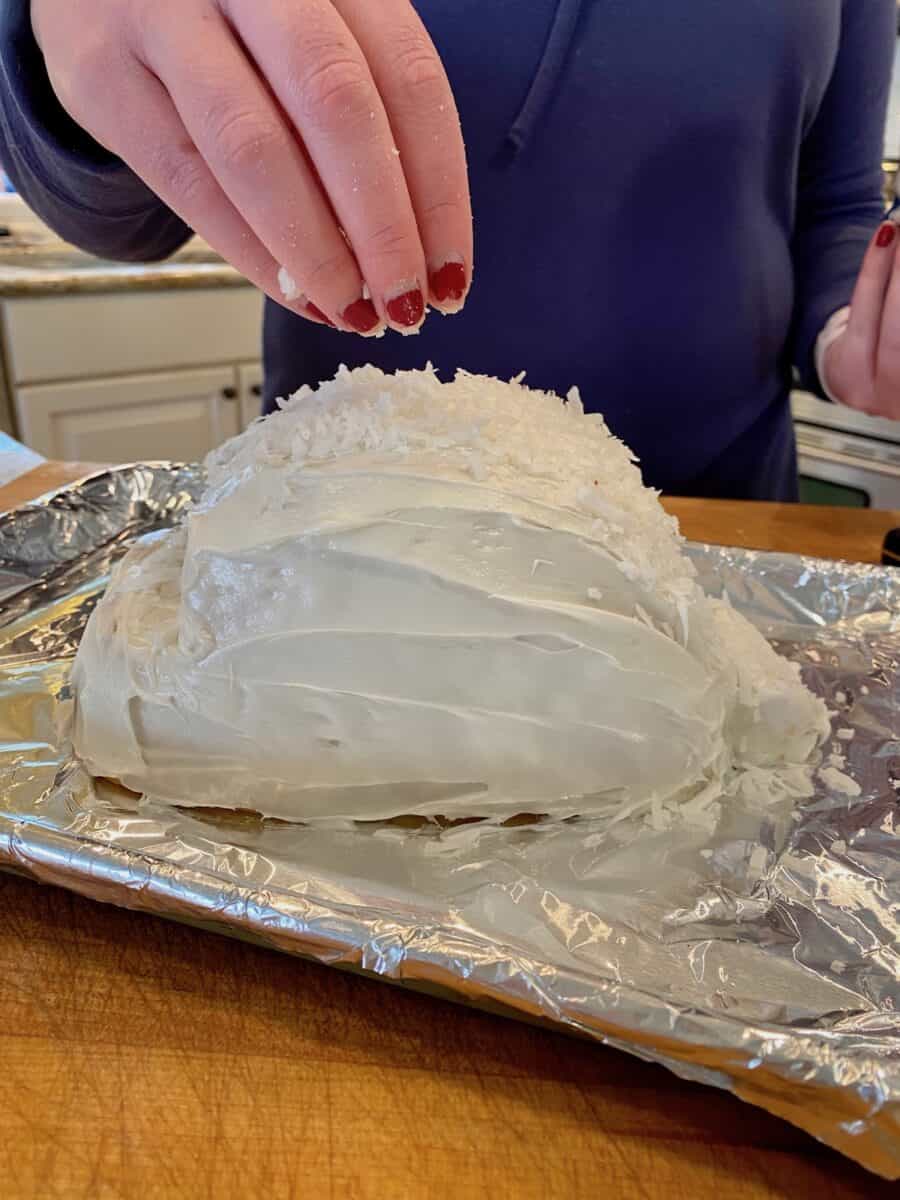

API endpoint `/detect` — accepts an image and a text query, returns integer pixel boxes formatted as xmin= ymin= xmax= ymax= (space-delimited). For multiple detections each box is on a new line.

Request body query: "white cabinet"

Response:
xmin=1 ymin=285 xmax=266 ymax=461
xmin=2 ymin=288 xmax=264 ymax=385
xmin=15 ymin=367 xmax=242 ymax=462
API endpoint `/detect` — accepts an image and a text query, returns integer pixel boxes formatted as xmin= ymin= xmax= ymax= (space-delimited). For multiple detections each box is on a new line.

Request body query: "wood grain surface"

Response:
xmin=0 ymin=461 xmax=103 ymax=510
xmin=666 ymin=495 xmax=899 ymax=565
xmin=1 ymin=464 xmax=898 ymax=1199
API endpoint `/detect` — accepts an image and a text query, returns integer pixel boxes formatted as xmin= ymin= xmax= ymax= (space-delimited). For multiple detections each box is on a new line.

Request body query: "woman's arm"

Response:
xmin=0 ymin=0 xmax=191 ymax=262
xmin=791 ymin=0 xmax=895 ymax=394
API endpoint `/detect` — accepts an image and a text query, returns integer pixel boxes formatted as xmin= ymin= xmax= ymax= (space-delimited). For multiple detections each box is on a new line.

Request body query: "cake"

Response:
xmin=70 ymin=366 xmax=831 ymax=825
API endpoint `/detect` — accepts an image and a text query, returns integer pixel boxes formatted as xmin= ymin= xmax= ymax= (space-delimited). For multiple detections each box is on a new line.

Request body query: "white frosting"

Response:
xmin=71 ymin=366 xmax=830 ymax=823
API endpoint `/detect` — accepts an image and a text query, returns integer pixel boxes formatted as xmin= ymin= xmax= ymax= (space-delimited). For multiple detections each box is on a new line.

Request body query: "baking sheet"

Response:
xmin=0 ymin=465 xmax=898 ymax=1177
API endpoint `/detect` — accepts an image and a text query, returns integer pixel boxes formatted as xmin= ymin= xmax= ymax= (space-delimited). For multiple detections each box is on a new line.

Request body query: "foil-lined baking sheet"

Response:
xmin=0 ymin=465 xmax=898 ymax=1177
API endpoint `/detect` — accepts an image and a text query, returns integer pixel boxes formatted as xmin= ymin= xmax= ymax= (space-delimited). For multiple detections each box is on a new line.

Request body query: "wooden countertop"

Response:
xmin=1 ymin=463 xmax=897 ymax=1200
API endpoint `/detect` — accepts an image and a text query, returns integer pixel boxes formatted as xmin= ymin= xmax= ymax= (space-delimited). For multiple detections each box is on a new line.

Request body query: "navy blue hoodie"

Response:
xmin=0 ymin=0 xmax=894 ymax=498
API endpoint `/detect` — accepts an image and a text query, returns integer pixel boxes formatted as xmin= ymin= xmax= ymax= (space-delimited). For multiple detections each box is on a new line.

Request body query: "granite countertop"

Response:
xmin=0 ymin=240 xmax=251 ymax=297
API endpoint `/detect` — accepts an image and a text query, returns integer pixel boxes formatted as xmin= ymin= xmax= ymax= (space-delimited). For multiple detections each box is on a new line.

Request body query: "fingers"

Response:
xmin=331 ymin=0 xmax=473 ymax=312
xmin=43 ymin=0 xmax=473 ymax=336
xmin=139 ymin=4 xmax=379 ymax=331
xmin=61 ymin=51 xmax=336 ymax=327
xmin=219 ymin=0 xmax=432 ymax=332
xmin=843 ymin=221 xmax=897 ymax=381
xmin=874 ymin=223 xmax=900 ymax=415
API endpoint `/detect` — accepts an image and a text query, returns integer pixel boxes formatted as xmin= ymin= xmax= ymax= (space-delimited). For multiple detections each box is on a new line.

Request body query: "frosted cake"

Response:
xmin=71 ymin=367 xmax=830 ymax=825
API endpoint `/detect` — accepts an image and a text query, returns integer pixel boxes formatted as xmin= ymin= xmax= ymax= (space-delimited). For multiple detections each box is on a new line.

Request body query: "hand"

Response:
xmin=823 ymin=220 xmax=900 ymax=419
xmin=31 ymin=0 xmax=472 ymax=335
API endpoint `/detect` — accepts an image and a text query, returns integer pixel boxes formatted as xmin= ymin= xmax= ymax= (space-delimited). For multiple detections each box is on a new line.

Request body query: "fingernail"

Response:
xmin=305 ymin=302 xmax=335 ymax=328
xmin=429 ymin=260 xmax=467 ymax=306
xmin=877 ymin=222 xmax=897 ymax=248
xmin=386 ymin=285 xmax=425 ymax=330
xmin=342 ymin=296 xmax=381 ymax=334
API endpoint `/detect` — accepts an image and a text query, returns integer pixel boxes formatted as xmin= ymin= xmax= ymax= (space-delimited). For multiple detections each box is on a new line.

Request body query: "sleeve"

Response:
xmin=0 ymin=0 xmax=191 ymax=261
xmin=791 ymin=0 xmax=895 ymax=393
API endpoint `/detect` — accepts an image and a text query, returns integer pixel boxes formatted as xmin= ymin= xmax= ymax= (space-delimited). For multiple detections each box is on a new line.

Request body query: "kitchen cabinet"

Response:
xmin=1 ymin=285 xmax=265 ymax=461
xmin=1 ymin=288 xmax=263 ymax=385
xmin=238 ymin=362 xmax=264 ymax=430
xmin=15 ymin=368 xmax=242 ymax=462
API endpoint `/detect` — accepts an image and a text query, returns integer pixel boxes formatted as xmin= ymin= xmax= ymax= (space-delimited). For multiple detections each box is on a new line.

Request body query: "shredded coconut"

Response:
xmin=277 ymin=267 xmax=301 ymax=302
xmin=818 ymin=767 xmax=862 ymax=797
xmin=206 ymin=364 xmax=694 ymax=600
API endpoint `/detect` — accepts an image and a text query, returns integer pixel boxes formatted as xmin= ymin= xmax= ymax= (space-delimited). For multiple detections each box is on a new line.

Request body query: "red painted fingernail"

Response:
xmin=429 ymin=261 xmax=467 ymax=304
xmin=305 ymin=302 xmax=335 ymax=327
xmin=342 ymin=297 xmax=380 ymax=333
xmin=386 ymin=287 xmax=425 ymax=328
xmin=877 ymin=222 xmax=897 ymax=248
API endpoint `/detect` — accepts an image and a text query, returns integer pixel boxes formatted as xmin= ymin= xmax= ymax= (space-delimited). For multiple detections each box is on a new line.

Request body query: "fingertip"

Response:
xmin=274 ymin=268 xmax=337 ymax=328
xmin=428 ymin=257 xmax=469 ymax=313
xmin=341 ymin=296 xmax=383 ymax=335
xmin=383 ymin=281 xmax=427 ymax=333
xmin=304 ymin=301 xmax=337 ymax=328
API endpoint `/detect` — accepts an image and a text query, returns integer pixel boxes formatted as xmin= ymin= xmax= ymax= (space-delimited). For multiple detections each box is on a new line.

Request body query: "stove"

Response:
xmin=791 ymin=391 xmax=900 ymax=509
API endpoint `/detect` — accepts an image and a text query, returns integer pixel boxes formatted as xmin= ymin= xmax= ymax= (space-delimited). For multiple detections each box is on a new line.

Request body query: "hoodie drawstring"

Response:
xmin=503 ymin=0 xmax=585 ymax=160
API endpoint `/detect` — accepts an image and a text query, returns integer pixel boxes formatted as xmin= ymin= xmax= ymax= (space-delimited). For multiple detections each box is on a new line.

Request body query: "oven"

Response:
xmin=791 ymin=392 xmax=900 ymax=510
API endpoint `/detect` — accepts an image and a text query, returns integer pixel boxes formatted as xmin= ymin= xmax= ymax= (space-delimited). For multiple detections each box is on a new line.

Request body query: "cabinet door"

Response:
xmin=16 ymin=368 xmax=240 ymax=462
xmin=238 ymin=362 xmax=264 ymax=430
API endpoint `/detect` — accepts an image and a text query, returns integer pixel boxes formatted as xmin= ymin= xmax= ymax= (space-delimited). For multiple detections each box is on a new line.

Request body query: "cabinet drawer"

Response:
xmin=2 ymin=287 xmax=263 ymax=384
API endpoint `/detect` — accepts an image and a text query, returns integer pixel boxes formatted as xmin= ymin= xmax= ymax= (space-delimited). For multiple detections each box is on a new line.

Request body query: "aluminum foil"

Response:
xmin=0 ymin=465 xmax=898 ymax=1177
